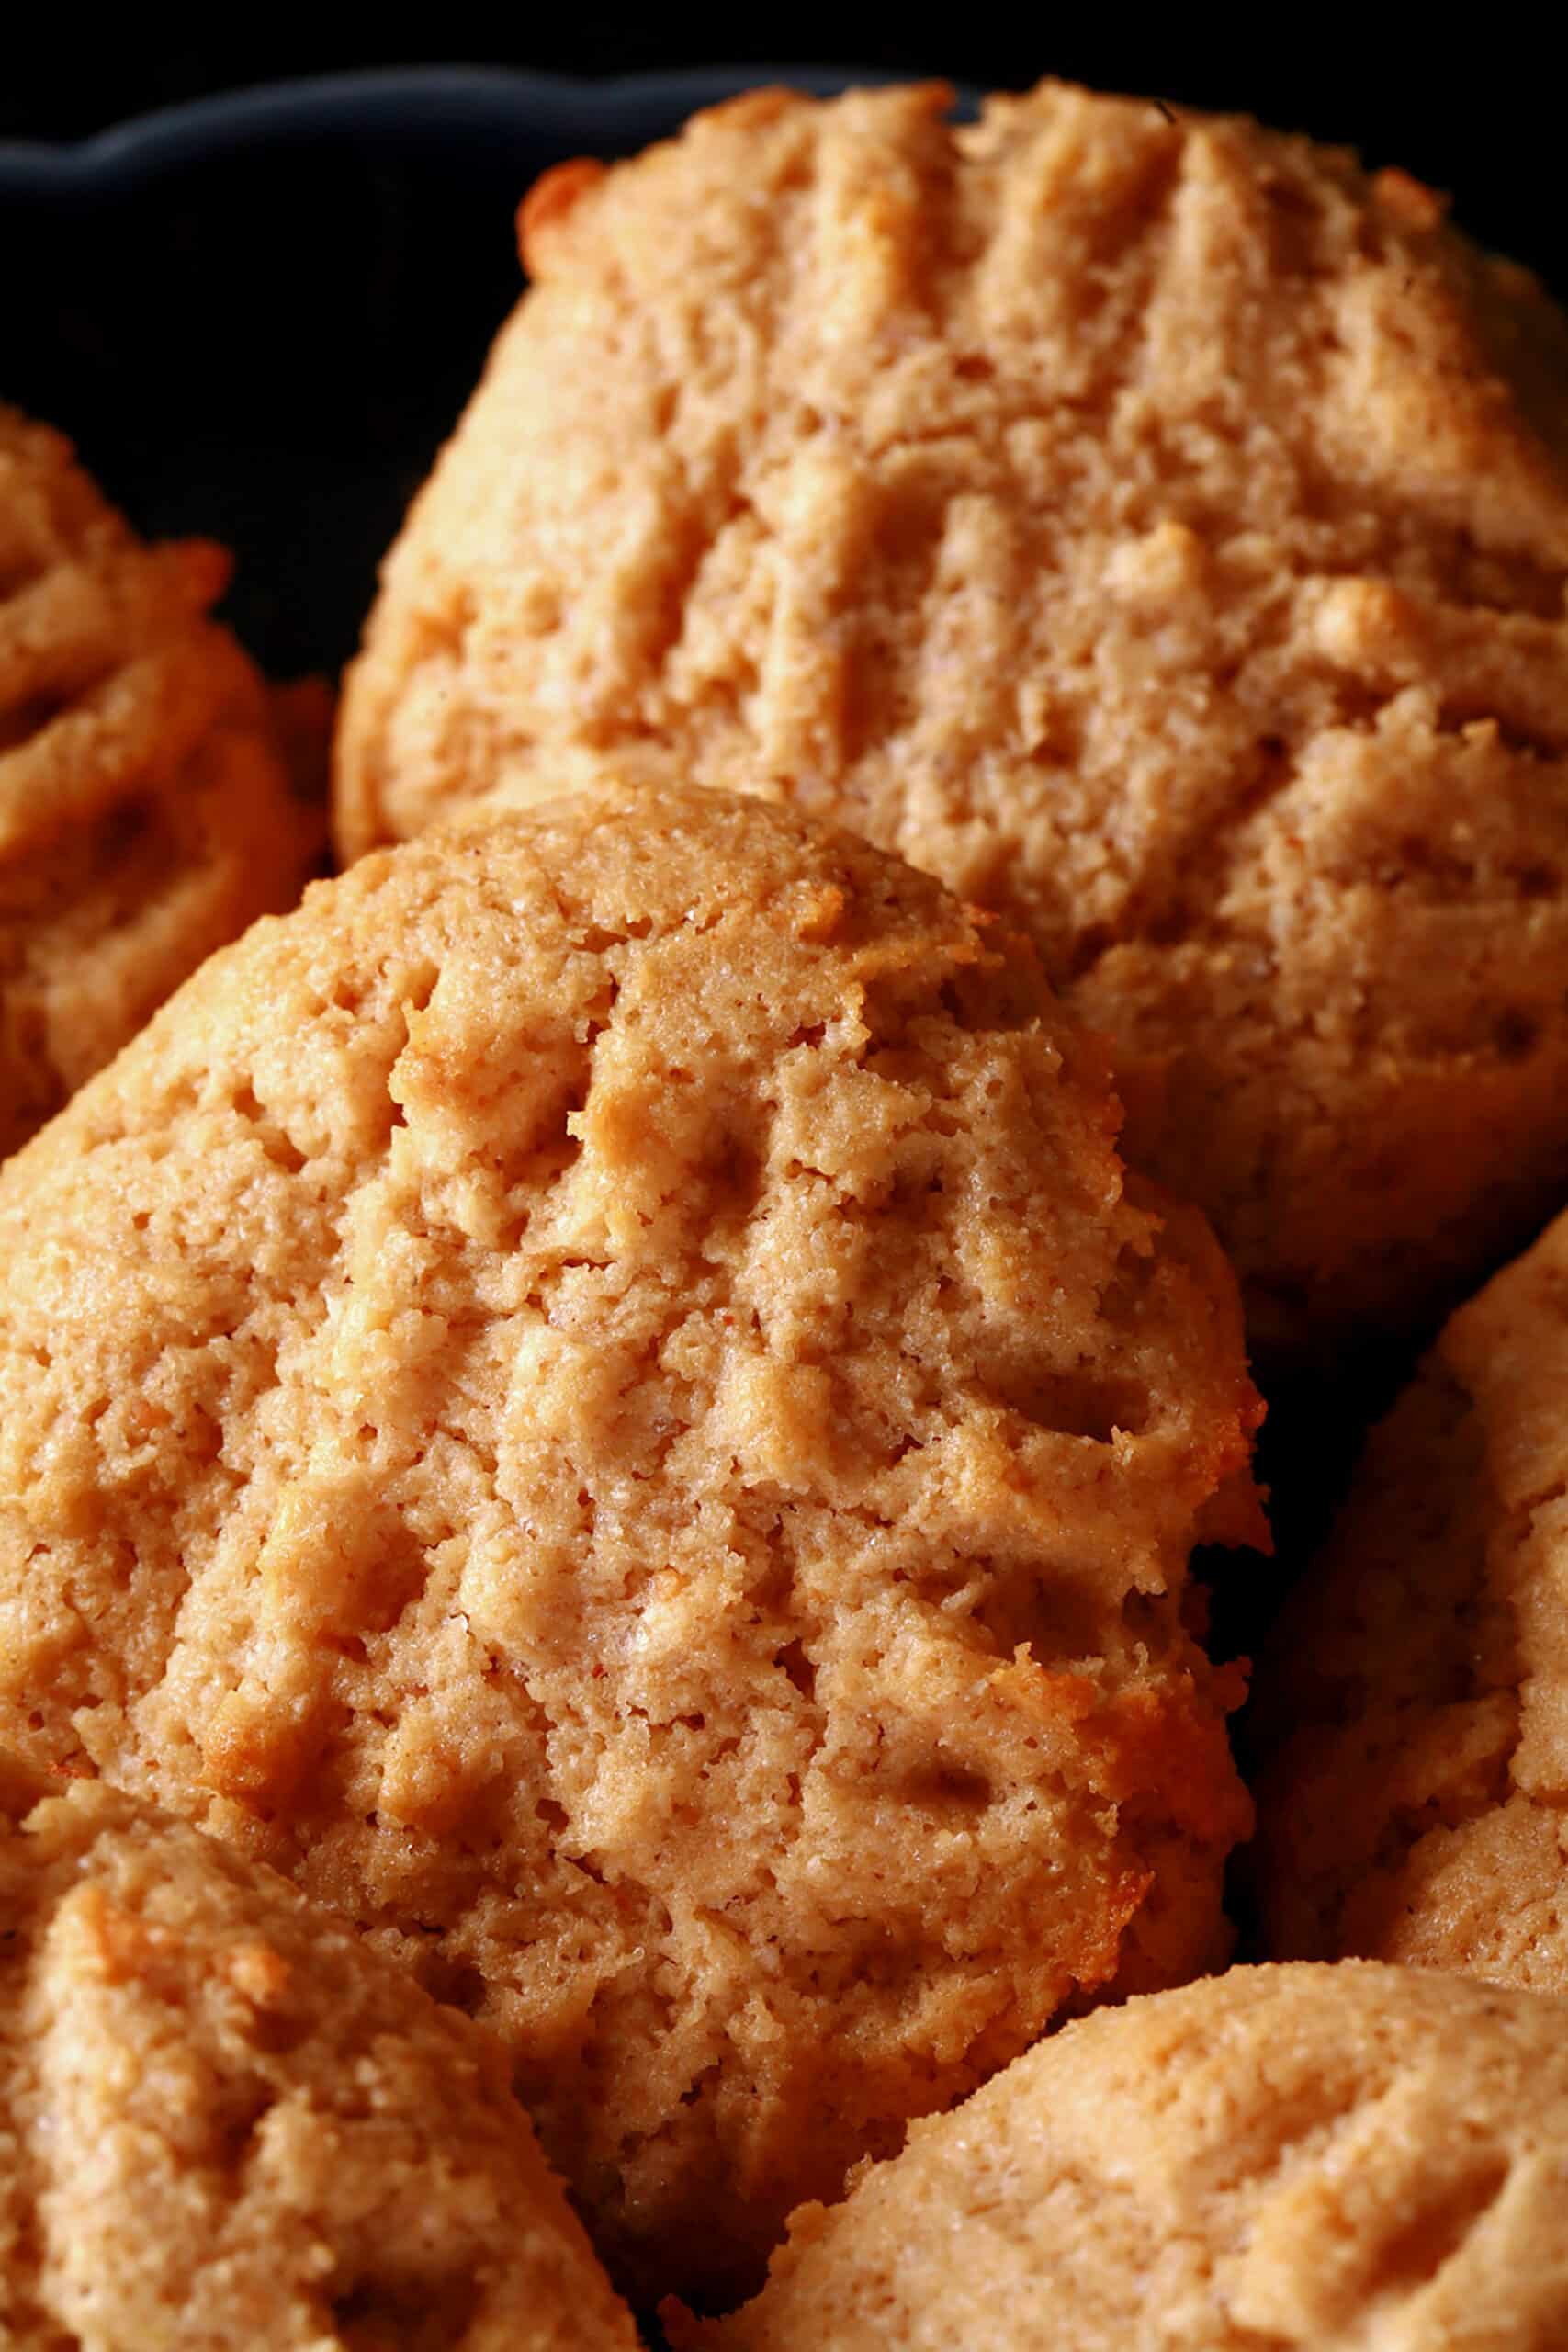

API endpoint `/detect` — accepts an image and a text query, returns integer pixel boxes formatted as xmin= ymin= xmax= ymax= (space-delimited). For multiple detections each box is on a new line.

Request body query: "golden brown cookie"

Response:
xmin=0 ymin=777 xmax=1262 ymax=2308
xmin=0 ymin=404 xmax=324 ymax=1159
xmin=336 ymin=79 xmax=1568 ymax=1361
xmin=1254 ymin=1204 xmax=1568 ymax=1983
xmin=0 ymin=1749 xmax=637 ymax=2351
xmin=670 ymin=1962 xmax=1568 ymax=2350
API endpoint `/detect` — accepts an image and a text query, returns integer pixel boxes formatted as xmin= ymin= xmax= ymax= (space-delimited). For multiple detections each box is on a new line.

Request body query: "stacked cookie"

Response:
xmin=0 ymin=408 xmax=324 ymax=1159
xmin=6 ymin=72 xmax=1568 ymax=2349
xmin=0 ymin=1752 xmax=640 ymax=2349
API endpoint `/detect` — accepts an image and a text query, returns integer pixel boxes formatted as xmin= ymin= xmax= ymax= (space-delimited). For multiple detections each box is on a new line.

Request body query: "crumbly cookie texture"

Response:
xmin=670 ymin=1962 xmax=1568 ymax=2350
xmin=336 ymin=78 xmax=1568 ymax=1361
xmin=0 ymin=1749 xmax=638 ymax=2351
xmin=0 ymin=779 xmax=1262 ymax=2309
xmin=1255 ymin=1204 xmax=1568 ymax=1982
xmin=0 ymin=404 xmax=324 ymax=1159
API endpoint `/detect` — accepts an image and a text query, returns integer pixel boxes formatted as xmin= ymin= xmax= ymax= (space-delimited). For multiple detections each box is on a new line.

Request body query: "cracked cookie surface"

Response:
xmin=0 ymin=406 xmax=324 ymax=1160
xmin=0 ymin=778 xmax=1261 ymax=2309
xmin=1256 ymin=1206 xmax=1568 ymax=1982
xmin=337 ymin=79 xmax=1568 ymax=1360
xmin=671 ymin=1962 xmax=1568 ymax=2350
xmin=0 ymin=1749 xmax=637 ymax=2351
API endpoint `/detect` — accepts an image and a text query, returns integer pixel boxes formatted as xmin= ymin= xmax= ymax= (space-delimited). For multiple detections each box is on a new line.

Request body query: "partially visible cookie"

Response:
xmin=0 ymin=776 xmax=1262 ymax=2309
xmin=1 ymin=404 xmax=324 ymax=1159
xmin=671 ymin=1962 xmax=1568 ymax=2349
xmin=0 ymin=1749 xmax=638 ymax=2351
xmin=336 ymin=78 xmax=1568 ymax=1360
xmin=1254 ymin=1206 xmax=1568 ymax=1983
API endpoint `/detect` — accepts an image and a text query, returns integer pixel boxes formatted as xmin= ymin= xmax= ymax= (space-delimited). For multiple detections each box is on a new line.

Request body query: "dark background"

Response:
xmin=2 ymin=21 xmax=1560 ymax=276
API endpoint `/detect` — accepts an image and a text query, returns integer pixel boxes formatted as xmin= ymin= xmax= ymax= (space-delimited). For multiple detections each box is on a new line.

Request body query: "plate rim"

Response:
xmin=0 ymin=61 xmax=946 ymax=193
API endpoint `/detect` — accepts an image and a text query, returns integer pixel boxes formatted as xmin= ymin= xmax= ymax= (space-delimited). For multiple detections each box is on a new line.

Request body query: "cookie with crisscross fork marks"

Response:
xmin=0 ymin=406 xmax=324 ymax=1157
xmin=336 ymin=79 xmax=1568 ymax=1363
xmin=0 ymin=776 xmax=1263 ymax=2309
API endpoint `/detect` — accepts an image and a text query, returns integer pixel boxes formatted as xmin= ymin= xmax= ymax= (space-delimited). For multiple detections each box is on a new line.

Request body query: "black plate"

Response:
xmin=0 ymin=67 xmax=930 ymax=676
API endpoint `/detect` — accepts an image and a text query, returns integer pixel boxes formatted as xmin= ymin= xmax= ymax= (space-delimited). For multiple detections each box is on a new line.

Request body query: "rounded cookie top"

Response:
xmin=1254 ymin=1204 xmax=1568 ymax=1984
xmin=336 ymin=77 xmax=1568 ymax=1360
xmin=0 ymin=404 xmax=323 ymax=1159
xmin=0 ymin=777 xmax=1261 ymax=2309
xmin=672 ymin=1962 xmax=1568 ymax=2350
xmin=0 ymin=1750 xmax=637 ymax=2352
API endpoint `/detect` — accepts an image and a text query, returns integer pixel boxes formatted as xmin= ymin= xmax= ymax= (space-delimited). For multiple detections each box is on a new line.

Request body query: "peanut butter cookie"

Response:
xmin=1256 ymin=1202 xmax=1568 ymax=1984
xmin=672 ymin=1962 xmax=1568 ymax=2349
xmin=0 ymin=1749 xmax=637 ymax=2350
xmin=0 ymin=778 xmax=1261 ymax=2307
xmin=1 ymin=405 xmax=323 ymax=1159
xmin=336 ymin=81 xmax=1568 ymax=1359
